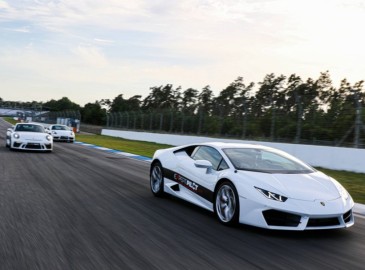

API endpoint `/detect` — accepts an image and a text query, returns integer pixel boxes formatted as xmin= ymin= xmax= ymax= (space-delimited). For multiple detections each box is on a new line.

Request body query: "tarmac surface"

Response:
xmin=1 ymin=119 xmax=364 ymax=270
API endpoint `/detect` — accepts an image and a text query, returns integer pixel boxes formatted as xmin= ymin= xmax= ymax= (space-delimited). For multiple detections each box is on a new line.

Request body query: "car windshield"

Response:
xmin=223 ymin=148 xmax=315 ymax=174
xmin=15 ymin=124 xmax=45 ymax=133
xmin=52 ymin=125 xmax=68 ymax=130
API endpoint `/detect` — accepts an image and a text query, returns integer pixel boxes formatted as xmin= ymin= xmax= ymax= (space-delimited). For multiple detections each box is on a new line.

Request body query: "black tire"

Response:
xmin=8 ymin=139 xmax=13 ymax=150
xmin=214 ymin=181 xmax=239 ymax=226
xmin=150 ymin=162 xmax=164 ymax=197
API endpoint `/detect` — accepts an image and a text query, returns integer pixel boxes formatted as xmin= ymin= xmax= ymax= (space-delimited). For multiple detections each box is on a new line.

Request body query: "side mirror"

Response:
xmin=7 ymin=128 xmax=13 ymax=133
xmin=194 ymin=160 xmax=213 ymax=174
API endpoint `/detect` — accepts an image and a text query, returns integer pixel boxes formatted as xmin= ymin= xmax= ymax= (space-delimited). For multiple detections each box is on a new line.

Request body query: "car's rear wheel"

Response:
xmin=214 ymin=181 xmax=239 ymax=225
xmin=150 ymin=162 xmax=164 ymax=197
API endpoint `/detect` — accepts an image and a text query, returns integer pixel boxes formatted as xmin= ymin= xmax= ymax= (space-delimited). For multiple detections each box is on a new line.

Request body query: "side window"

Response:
xmin=192 ymin=146 xmax=229 ymax=171
xmin=218 ymin=159 xmax=229 ymax=171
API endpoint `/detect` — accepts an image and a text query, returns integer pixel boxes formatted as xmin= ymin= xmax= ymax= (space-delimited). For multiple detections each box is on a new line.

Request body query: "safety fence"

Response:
xmin=105 ymin=109 xmax=365 ymax=148
xmin=6 ymin=107 xmax=362 ymax=148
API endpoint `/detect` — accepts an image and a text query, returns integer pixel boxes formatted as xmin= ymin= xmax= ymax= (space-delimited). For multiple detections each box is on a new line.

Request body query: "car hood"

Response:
xmin=238 ymin=171 xmax=340 ymax=201
xmin=52 ymin=130 xmax=72 ymax=135
xmin=17 ymin=132 xmax=48 ymax=141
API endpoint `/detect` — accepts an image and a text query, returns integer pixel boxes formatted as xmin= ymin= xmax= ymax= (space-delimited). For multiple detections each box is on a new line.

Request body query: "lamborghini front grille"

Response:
xmin=262 ymin=210 xmax=301 ymax=227
xmin=307 ymin=217 xmax=340 ymax=227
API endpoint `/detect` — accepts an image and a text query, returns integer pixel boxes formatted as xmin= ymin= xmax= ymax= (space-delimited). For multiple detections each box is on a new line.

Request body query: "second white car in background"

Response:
xmin=48 ymin=124 xmax=75 ymax=142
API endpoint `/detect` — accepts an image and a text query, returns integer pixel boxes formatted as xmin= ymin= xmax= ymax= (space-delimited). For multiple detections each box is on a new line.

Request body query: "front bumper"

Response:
xmin=11 ymin=140 xmax=53 ymax=151
xmin=53 ymin=136 xmax=75 ymax=142
xmin=239 ymin=196 xmax=354 ymax=230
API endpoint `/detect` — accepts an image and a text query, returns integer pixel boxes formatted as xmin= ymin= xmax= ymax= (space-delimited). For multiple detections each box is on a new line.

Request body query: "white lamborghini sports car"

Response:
xmin=6 ymin=123 xmax=53 ymax=152
xmin=150 ymin=142 xmax=354 ymax=230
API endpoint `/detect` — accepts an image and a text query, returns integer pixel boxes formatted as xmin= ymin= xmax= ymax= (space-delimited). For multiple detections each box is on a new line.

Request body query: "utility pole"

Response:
xmin=270 ymin=96 xmax=276 ymax=141
xmin=295 ymin=94 xmax=302 ymax=143
xmin=106 ymin=113 xmax=110 ymax=127
xmin=354 ymin=91 xmax=362 ymax=148
xmin=242 ymin=98 xmax=247 ymax=139
xmin=197 ymin=109 xmax=203 ymax=135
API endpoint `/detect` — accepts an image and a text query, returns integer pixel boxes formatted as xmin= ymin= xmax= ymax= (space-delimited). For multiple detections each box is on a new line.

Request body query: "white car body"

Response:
xmin=48 ymin=124 xmax=75 ymax=142
xmin=6 ymin=123 xmax=53 ymax=152
xmin=150 ymin=142 xmax=354 ymax=230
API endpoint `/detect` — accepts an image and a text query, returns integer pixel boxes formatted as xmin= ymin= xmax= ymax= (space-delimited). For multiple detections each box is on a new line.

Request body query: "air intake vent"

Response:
xmin=262 ymin=210 xmax=301 ymax=227
xmin=343 ymin=210 xmax=352 ymax=223
xmin=307 ymin=217 xmax=340 ymax=227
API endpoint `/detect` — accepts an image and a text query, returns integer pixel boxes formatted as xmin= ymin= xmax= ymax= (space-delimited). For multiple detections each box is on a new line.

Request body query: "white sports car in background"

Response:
xmin=48 ymin=124 xmax=75 ymax=142
xmin=6 ymin=123 xmax=53 ymax=152
xmin=150 ymin=142 xmax=354 ymax=230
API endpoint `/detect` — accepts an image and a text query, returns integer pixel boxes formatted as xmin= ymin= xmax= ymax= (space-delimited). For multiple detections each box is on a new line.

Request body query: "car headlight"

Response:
xmin=255 ymin=187 xmax=288 ymax=202
xmin=13 ymin=133 xmax=20 ymax=139
xmin=52 ymin=131 xmax=57 ymax=134
xmin=70 ymin=131 xmax=74 ymax=136
xmin=46 ymin=135 xmax=52 ymax=141
xmin=333 ymin=180 xmax=349 ymax=200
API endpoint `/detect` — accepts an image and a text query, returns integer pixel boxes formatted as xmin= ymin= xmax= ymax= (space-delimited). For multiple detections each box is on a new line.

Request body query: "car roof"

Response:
xmin=15 ymin=122 xmax=43 ymax=127
xmin=200 ymin=142 xmax=274 ymax=151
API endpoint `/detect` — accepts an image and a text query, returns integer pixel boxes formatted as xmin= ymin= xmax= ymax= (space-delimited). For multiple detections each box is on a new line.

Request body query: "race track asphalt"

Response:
xmin=1 ymin=119 xmax=364 ymax=270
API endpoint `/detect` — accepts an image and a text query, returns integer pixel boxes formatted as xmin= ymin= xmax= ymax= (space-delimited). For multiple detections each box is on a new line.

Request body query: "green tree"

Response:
xmin=252 ymin=73 xmax=286 ymax=117
xmin=198 ymin=85 xmax=214 ymax=115
xmin=142 ymin=84 xmax=181 ymax=111
xmin=323 ymin=79 xmax=350 ymax=140
xmin=81 ymin=102 xmax=106 ymax=125
xmin=99 ymin=99 xmax=112 ymax=111
xmin=110 ymin=94 xmax=141 ymax=112
xmin=196 ymin=85 xmax=215 ymax=134
xmin=43 ymin=97 xmax=80 ymax=111
xmin=252 ymin=73 xmax=286 ymax=138
xmin=181 ymin=88 xmax=198 ymax=114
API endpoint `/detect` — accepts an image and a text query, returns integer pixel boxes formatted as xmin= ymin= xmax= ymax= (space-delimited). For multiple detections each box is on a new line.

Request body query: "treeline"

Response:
xmin=88 ymin=71 xmax=364 ymax=146
xmin=1 ymin=71 xmax=364 ymax=146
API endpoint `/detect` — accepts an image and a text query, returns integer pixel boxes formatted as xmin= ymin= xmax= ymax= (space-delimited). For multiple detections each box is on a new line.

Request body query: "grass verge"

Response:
xmin=3 ymin=117 xmax=18 ymax=125
xmin=315 ymin=168 xmax=365 ymax=204
xmin=76 ymin=134 xmax=172 ymax=158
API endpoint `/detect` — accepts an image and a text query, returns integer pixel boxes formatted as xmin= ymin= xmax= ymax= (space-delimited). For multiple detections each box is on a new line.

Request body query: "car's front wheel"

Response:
xmin=214 ymin=181 xmax=239 ymax=225
xmin=150 ymin=162 xmax=164 ymax=197
xmin=6 ymin=138 xmax=12 ymax=150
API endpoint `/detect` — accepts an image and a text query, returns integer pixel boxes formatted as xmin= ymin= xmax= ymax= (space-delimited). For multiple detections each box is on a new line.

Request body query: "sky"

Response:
xmin=1 ymin=0 xmax=365 ymax=106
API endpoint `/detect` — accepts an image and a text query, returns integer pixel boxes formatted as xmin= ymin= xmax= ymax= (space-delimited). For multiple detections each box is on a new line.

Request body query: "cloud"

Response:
xmin=93 ymin=38 xmax=114 ymax=45
xmin=72 ymin=45 xmax=108 ymax=67
xmin=1 ymin=0 xmax=365 ymax=105
xmin=0 ymin=0 xmax=9 ymax=9
xmin=8 ymin=26 xmax=31 ymax=33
